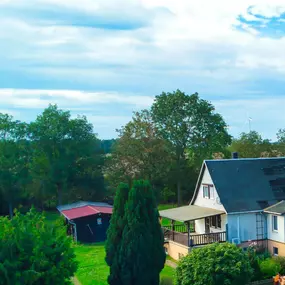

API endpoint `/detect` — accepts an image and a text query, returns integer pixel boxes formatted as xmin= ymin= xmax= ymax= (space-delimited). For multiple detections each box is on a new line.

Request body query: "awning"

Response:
xmin=159 ymin=205 xmax=225 ymax=222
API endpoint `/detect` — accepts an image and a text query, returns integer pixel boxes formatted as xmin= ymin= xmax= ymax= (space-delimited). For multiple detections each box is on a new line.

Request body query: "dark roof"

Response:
xmin=264 ymin=201 xmax=285 ymax=215
xmin=192 ymin=158 xmax=285 ymax=213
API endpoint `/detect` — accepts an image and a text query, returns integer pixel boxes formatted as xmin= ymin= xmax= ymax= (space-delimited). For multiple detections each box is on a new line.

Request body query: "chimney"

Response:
xmin=232 ymin=152 xmax=239 ymax=159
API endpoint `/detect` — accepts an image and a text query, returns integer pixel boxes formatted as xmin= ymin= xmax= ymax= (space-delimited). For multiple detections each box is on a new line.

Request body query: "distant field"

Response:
xmin=73 ymin=243 xmax=175 ymax=285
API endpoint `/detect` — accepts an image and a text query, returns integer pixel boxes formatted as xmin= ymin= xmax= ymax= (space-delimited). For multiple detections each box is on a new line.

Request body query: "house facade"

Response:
xmin=160 ymin=157 xmax=285 ymax=260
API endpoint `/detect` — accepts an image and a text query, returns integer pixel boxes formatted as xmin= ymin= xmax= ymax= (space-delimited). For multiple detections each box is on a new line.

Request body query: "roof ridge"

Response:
xmin=88 ymin=205 xmax=99 ymax=213
xmin=264 ymin=200 xmax=285 ymax=211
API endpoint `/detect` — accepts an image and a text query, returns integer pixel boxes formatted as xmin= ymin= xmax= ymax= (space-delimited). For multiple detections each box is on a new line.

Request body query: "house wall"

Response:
xmin=227 ymin=212 xmax=266 ymax=243
xmin=268 ymin=240 xmax=285 ymax=256
xmin=267 ymin=214 xmax=285 ymax=243
xmin=192 ymin=165 xmax=226 ymax=212
xmin=164 ymin=240 xmax=189 ymax=261
xmin=195 ymin=214 xmax=227 ymax=234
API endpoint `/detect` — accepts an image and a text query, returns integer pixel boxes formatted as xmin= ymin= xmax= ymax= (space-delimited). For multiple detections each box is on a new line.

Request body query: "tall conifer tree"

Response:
xmin=105 ymin=183 xmax=129 ymax=285
xmin=120 ymin=180 xmax=166 ymax=285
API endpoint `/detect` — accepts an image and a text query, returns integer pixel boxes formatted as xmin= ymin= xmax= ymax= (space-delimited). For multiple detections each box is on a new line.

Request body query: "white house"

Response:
xmin=160 ymin=156 xmax=285 ymax=260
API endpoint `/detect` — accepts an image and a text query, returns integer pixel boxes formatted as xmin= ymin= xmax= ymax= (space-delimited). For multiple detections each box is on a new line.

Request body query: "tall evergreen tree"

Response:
xmin=105 ymin=183 xmax=129 ymax=285
xmin=120 ymin=180 xmax=166 ymax=285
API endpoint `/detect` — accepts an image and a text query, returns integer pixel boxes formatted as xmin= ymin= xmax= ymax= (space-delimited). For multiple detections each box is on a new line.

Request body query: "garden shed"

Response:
xmin=57 ymin=201 xmax=113 ymax=243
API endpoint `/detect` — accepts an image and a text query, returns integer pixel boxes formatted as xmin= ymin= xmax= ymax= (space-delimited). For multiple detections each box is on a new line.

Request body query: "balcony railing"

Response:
xmin=163 ymin=228 xmax=226 ymax=247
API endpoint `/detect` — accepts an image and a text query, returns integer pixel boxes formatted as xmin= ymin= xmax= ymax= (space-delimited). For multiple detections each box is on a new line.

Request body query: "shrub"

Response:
xmin=0 ymin=208 xmax=77 ymax=285
xmin=247 ymin=246 xmax=262 ymax=281
xmin=176 ymin=242 xmax=253 ymax=285
xmin=275 ymin=256 xmax=285 ymax=275
xmin=259 ymin=258 xmax=281 ymax=279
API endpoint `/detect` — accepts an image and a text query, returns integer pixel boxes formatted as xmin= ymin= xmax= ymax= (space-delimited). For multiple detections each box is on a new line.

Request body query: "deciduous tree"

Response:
xmin=151 ymin=90 xmax=231 ymax=205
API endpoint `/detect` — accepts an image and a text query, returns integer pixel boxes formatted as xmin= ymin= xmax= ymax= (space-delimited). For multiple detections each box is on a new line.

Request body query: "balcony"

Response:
xmin=163 ymin=226 xmax=227 ymax=247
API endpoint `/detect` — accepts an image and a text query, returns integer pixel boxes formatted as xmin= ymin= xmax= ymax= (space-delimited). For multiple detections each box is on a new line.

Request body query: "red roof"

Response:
xmin=62 ymin=205 xmax=113 ymax=220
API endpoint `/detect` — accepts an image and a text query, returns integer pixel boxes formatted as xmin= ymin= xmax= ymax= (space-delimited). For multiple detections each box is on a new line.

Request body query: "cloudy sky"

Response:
xmin=0 ymin=0 xmax=285 ymax=140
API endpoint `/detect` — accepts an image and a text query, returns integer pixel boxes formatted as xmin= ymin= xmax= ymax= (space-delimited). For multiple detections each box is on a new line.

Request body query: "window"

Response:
xmin=203 ymin=185 xmax=214 ymax=199
xmin=97 ymin=218 xmax=102 ymax=225
xmin=273 ymin=215 xmax=278 ymax=231
xmin=210 ymin=215 xmax=221 ymax=229
xmin=273 ymin=247 xmax=279 ymax=256
xmin=203 ymin=185 xmax=210 ymax=199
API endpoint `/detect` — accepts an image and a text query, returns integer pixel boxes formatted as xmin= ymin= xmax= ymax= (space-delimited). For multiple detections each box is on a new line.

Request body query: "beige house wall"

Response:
xmin=164 ymin=241 xmax=190 ymax=261
xmin=268 ymin=239 xmax=285 ymax=256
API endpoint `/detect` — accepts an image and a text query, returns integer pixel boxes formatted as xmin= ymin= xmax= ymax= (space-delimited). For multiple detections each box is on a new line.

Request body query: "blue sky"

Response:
xmin=1 ymin=0 xmax=285 ymax=140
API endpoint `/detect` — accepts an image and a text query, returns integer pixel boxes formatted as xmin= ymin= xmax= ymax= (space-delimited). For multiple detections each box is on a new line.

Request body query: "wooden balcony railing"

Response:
xmin=163 ymin=228 xmax=226 ymax=247
xmin=163 ymin=223 xmax=195 ymax=233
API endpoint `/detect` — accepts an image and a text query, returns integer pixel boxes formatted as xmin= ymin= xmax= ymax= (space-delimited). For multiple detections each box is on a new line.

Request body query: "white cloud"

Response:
xmin=0 ymin=89 xmax=154 ymax=109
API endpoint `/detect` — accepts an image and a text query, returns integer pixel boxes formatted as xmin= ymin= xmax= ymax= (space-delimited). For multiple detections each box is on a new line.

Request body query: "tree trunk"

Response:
xmin=9 ymin=202 xmax=13 ymax=219
xmin=177 ymin=179 xmax=182 ymax=206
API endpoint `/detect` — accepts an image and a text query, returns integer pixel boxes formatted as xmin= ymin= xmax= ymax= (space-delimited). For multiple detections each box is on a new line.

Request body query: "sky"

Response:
xmin=0 ymin=0 xmax=285 ymax=140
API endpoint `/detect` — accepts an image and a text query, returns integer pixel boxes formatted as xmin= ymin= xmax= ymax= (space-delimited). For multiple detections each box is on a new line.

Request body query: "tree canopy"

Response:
xmin=0 ymin=105 xmax=105 ymax=215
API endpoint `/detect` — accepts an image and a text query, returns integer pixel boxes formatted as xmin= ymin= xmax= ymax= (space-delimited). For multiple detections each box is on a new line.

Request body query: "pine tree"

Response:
xmin=105 ymin=183 xmax=129 ymax=285
xmin=120 ymin=180 xmax=166 ymax=285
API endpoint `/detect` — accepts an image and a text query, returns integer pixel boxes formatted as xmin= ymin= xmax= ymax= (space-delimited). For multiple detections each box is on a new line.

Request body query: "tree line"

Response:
xmin=0 ymin=105 xmax=106 ymax=217
xmin=105 ymin=90 xmax=285 ymax=205
xmin=2 ymin=90 xmax=285 ymax=214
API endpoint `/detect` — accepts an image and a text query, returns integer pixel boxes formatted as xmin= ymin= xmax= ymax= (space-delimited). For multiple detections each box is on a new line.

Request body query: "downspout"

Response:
xmin=69 ymin=220 xmax=77 ymax=243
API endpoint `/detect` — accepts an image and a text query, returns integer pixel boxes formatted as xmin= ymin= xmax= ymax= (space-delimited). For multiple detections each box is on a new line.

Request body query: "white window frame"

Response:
xmin=209 ymin=186 xmax=215 ymax=200
xmin=203 ymin=185 xmax=210 ymax=199
xmin=272 ymin=215 xmax=278 ymax=232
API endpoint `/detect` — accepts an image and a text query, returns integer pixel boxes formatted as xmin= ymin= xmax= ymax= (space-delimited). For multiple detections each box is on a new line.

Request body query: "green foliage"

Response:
xmin=274 ymin=257 xmax=285 ymax=275
xmin=247 ymin=246 xmax=262 ymax=281
xmin=0 ymin=104 xmax=105 ymax=215
xmin=0 ymin=208 xmax=77 ymax=285
xmin=259 ymin=258 xmax=281 ymax=279
xmin=105 ymin=183 xmax=129 ymax=285
xmin=151 ymin=90 xmax=231 ymax=205
xmin=119 ymin=180 xmax=166 ymax=285
xmin=176 ymin=243 xmax=253 ymax=285
xmin=105 ymin=110 xmax=173 ymax=200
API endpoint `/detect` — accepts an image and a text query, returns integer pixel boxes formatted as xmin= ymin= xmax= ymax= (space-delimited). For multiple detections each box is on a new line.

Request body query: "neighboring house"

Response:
xmin=160 ymin=156 xmax=285 ymax=260
xmin=57 ymin=201 xmax=113 ymax=243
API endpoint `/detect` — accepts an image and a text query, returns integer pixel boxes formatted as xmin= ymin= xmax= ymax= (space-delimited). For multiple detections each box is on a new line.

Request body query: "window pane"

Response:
xmin=273 ymin=216 xmax=278 ymax=231
xmin=209 ymin=186 xmax=214 ymax=199
xmin=203 ymin=186 xmax=209 ymax=198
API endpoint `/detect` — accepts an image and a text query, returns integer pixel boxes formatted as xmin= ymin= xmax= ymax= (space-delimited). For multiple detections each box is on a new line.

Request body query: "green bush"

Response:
xmin=274 ymin=256 xmax=285 ymax=275
xmin=176 ymin=243 xmax=253 ymax=285
xmin=0 ymin=208 xmax=77 ymax=285
xmin=259 ymin=258 xmax=281 ymax=279
xmin=247 ymin=246 xmax=262 ymax=281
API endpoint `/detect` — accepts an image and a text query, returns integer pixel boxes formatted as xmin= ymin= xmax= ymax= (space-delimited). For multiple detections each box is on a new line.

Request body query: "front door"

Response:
xmin=205 ymin=217 xmax=210 ymax=233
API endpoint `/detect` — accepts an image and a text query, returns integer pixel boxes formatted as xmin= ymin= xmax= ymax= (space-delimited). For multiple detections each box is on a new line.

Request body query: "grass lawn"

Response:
xmin=73 ymin=243 xmax=176 ymax=285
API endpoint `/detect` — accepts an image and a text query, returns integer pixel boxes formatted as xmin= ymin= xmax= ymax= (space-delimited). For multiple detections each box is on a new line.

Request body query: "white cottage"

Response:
xmin=160 ymin=156 xmax=285 ymax=260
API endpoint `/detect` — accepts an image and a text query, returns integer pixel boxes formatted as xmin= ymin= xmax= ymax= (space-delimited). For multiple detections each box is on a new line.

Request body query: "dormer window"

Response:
xmin=203 ymin=184 xmax=214 ymax=199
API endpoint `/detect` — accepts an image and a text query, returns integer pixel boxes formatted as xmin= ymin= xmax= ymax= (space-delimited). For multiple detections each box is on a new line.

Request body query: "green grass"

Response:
xmin=73 ymin=243 xmax=175 ymax=285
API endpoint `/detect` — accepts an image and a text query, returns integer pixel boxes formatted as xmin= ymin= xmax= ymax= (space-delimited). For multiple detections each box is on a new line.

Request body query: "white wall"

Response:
xmin=192 ymin=165 xmax=226 ymax=212
xmin=267 ymin=214 xmax=285 ymax=243
xmin=195 ymin=214 xmax=227 ymax=234
xmin=227 ymin=213 xmax=266 ymax=243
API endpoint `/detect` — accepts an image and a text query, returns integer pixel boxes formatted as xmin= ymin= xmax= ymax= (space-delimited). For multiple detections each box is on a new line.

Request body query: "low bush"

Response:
xmin=274 ymin=257 xmax=285 ymax=275
xmin=259 ymin=258 xmax=281 ymax=279
xmin=176 ymin=242 xmax=253 ymax=285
